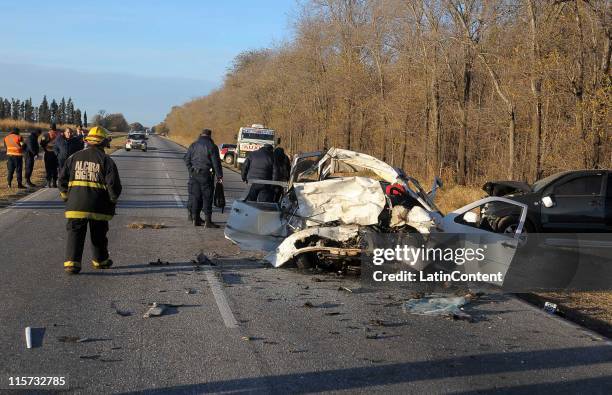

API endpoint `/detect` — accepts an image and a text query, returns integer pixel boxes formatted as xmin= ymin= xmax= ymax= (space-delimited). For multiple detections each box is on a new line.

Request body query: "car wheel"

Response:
xmin=143 ymin=148 xmax=147 ymax=152
xmin=498 ymin=216 xmax=534 ymax=235
xmin=126 ymin=148 xmax=131 ymax=151
xmin=224 ymin=154 xmax=234 ymax=164
xmin=295 ymin=253 xmax=316 ymax=271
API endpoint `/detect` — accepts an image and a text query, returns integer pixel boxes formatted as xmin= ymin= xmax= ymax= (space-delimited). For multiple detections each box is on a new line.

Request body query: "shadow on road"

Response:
xmin=117 ymin=346 xmax=612 ymax=394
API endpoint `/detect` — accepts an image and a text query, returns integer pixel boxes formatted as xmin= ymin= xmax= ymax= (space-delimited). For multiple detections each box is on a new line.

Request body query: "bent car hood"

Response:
xmin=482 ymin=181 xmax=531 ymax=197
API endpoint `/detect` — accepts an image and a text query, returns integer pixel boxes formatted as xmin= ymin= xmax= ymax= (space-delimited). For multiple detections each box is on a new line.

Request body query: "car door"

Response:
xmin=540 ymin=173 xmax=606 ymax=232
xmin=440 ymin=197 xmax=528 ymax=286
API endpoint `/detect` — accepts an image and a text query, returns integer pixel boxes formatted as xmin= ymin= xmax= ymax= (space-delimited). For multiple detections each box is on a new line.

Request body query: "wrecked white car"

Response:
xmin=225 ymin=148 xmax=527 ymax=282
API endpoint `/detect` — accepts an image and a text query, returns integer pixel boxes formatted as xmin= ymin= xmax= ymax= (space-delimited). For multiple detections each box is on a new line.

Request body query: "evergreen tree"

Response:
xmin=0 ymin=98 xmax=4 ymax=119
xmin=50 ymin=99 xmax=58 ymax=124
xmin=3 ymin=99 xmax=10 ymax=120
xmin=39 ymin=95 xmax=50 ymax=123
xmin=66 ymin=98 xmax=74 ymax=124
xmin=12 ymin=99 xmax=20 ymax=120
xmin=58 ymin=97 xmax=66 ymax=124
xmin=74 ymin=109 xmax=82 ymax=126
xmin=24 ymin=98 xmax=34 ymax=122
xmin=83 ymin=111 xmax=88 ymax=127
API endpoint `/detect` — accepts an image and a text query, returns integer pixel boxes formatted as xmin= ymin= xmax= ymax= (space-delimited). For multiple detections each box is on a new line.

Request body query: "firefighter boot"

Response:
xmin=194 ymin=216 xmax=204 ymax=226
xmin=92 ymin=259 xmax=113 ymax=269
xmin=64 ymin=261 xmax=81 ymax=274
xmin=204 ymin=214 xmax=219 ymax=229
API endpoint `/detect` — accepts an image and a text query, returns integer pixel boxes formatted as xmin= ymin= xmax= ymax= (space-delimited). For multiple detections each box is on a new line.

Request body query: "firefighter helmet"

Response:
xmin=84 ymin=126 xmax=109 ymax=145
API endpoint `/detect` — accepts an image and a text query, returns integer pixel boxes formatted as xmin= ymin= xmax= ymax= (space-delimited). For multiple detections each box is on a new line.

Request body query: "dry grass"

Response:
xmin=0 ymin=151 xmax=47 ymax=204
xmin=537 ymin=292 xmax=612 ymax=328
xmin=435 ymin=184 xmax=485 ymax=213
xmin=109 ymin=134 xmax=127 ymax=153
xmin=0 ymin=119 xmax=79 ymax=131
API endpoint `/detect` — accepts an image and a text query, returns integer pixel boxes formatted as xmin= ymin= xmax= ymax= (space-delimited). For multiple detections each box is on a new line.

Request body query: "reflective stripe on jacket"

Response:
xmin=58 ymin=146 xmax=122 ymax=221
xmin=3 ymin=134 xmax=24 ymax=156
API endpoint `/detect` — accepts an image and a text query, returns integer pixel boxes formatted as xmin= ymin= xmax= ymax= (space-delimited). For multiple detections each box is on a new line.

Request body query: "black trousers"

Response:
xmin=44 ymin=151 xmax=58 ymax=182
xmin=66 ymin=218 xmax=109 ymax=263
xmin=187 ymin=177 xmax=193 ymax=215
xmin=6 ymin=155 xmax=23 ymax=186
xmin=247 ymin=183 xmax=274 ymax=202
xmin=192 ymin=173 xmax=214 ymax=217
xmin=24 ymin=153 xmax=36 ymax=181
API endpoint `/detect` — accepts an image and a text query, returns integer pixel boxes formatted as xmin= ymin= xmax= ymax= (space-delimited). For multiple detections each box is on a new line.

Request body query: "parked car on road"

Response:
xmin=219 ymin=143 xmax=237 ymax=164
xmin=482 ymin=170 xmax=611 ymax=233
xmin=125 ymin=133 xmax=148 ymax=152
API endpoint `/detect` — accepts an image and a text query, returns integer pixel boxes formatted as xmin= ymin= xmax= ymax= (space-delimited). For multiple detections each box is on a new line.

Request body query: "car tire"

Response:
xmin=143 ymin=148 xmax=147 ymax=152
xmin=295 ymin=253 xmax=316 ymax=271
xmin=498 ymin=216 xmax=534 ymax=234
xmin=126 ymin=148 xmax=131 ymax=151
xmin=225 ymin=154 xmax=234 ymax=165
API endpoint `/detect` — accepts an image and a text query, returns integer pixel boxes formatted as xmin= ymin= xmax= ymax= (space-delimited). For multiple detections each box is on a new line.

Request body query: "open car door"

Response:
xmin=440 ymin=197 xmax=528 ymax=286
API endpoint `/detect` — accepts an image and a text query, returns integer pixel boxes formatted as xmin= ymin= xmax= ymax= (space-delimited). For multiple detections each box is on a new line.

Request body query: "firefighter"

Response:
xmin=24 ymin=128 xmax=42 ymax=187
xmin=58 ymin=126 xmax=122 ymax=274
xmin=3 ymin=128 xmax=26 ymax=189
xmin=241 ymin=144 xmax=274 ymax=202
xmin=40 ymin=124 xmax=60 ymax=188
xmin=184 ymin=128 xmax=223 ymax=227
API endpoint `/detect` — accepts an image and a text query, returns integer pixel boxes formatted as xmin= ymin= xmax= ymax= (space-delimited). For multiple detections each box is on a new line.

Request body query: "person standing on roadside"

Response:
xmin=184 ymin=128 xmax=223 ymax=227
xmin=3 ymin=128 xmax=26 ymax=189
xmin=272 ymin=146 xmax=291 ymax=201
xmin=55 ymin=127 xmax=84 ymax=172
xmin=241 ymin=144 xmax=274 ymax=202
xmin=40 ymin=124 xmax=60 ymax=187
xmin=24 ymin=128 xmax=42 ymax=187
xmin=59 ymin=126 xmax=122 ymax=274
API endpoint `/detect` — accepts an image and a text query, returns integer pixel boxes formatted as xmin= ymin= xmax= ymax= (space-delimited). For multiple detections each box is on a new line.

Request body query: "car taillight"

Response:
xmin=221 ymin=148 xmax=228 ymax=155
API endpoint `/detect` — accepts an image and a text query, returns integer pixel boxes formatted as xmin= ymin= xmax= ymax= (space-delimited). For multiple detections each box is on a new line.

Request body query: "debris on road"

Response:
xmin=195 ymin=252 xmax=215 ymax=266
xmin=79 ymin=355 xmax=101 ymax=360
xmin=338 ymin=286 xmax=353 ymax=293
xmin=184 ymin=288 xmax=197 ymax=295
xmin=303 ymin=302 xmax=314 ymax=308
xmin=127 ymin=222 xmax=166 ymax=229
xmin=403 ymin=294 xmax=473 ymax=321
xmin=25 ymin=327 xmax=32 ymax=349
xmin=143 ymin=303 xmax=168 ymax=318
xmin=543 ymin=301 xmax=558 ymax=315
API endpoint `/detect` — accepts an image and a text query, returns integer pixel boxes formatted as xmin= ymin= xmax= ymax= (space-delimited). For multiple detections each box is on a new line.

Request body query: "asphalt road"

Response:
xmin=0 ymin=136 xmax=610 ymax=394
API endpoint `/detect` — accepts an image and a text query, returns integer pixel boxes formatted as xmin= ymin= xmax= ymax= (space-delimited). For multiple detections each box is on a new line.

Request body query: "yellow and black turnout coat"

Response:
xmin=58 ymin=146 xmax=122 ymax=221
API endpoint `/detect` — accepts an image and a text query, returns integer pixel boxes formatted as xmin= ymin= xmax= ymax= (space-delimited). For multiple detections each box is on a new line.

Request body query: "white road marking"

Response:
xmin=205 ymin=270 xmax=239 ymax=329
xmin=0 ymin=188 xmax=49 ymax=217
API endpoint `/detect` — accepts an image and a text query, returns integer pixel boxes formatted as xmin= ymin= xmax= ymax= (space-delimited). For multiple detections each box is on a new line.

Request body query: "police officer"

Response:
xmin=40 ymin=124 xmax=60 ymax=188
xmin=241 ymin=144 xmax=274 ymax=202
xmin=24 ymin=128 xmax=42 ymax=187
xmin=58 ymin=126 xmax=122 ymax=274
xmin=184 ymin=128 xmax=223 ymax=227
xmin=3 ymin=128 xmax=26 ymax=189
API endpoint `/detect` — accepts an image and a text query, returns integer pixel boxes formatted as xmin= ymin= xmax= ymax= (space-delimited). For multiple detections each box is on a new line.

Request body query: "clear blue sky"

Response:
xmin=0 ymin=0 xmax=296 ymax=125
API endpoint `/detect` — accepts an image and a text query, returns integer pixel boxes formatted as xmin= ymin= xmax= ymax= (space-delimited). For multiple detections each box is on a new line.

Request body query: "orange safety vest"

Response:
xmin=4 ymin=134 xmax=23 ymax=156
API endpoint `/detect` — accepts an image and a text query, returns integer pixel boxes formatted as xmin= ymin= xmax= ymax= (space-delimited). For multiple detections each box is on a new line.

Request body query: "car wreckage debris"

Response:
xmin=127 ymin=223 xmax=166 ymax=229
xmin=143 ymin=303 xmax=180 ymax=318
xmin=150 ymin=259 xmax=170 ymax=266
xmin=403 ymin=294 xmax=474 ymax=321
xmin=195 ymin=252 xmax=215 ymax=266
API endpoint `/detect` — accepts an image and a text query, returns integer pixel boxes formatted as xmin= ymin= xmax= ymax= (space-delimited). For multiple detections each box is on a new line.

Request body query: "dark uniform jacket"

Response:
xmin=272 ymin=147 xmax=291 ymax=182
xmin=242 ymin=146 xmax=274 ymax=182
xmin=184 ymin=135 xmax=223 ymax=178
xmin=25 ymin=132 xmax=40 ymax=156
xmin=58 ymin=146 xmax=122 ymax=221
xmin=55 ymin=136 xmax=84 ymax=164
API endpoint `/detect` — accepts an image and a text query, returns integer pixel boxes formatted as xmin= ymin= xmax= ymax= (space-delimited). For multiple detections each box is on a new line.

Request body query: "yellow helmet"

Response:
xmin=85 ymin=126 xmax=109 ymax=145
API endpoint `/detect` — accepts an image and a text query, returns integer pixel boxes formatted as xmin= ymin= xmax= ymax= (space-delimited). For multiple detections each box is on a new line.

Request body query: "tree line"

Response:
xmin=0 ymin=96 xmax=87 ymax=126
xmin=161 ymin=0 xmax=610 ymax=185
